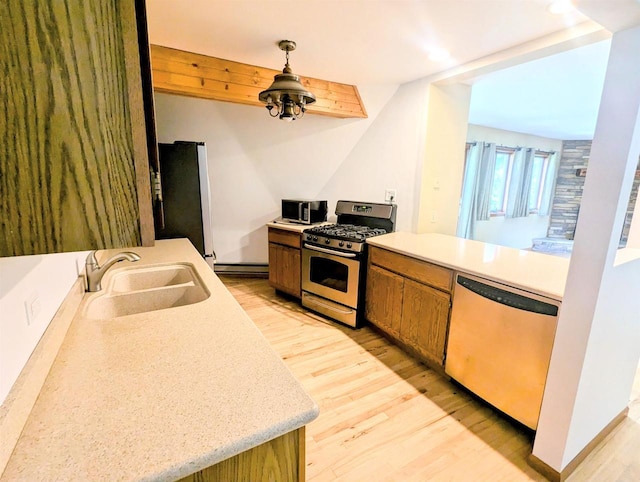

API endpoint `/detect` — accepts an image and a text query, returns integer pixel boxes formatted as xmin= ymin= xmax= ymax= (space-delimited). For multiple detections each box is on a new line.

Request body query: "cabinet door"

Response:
xmin=269 ymin=243 xmax=301 ymax=298
xmin=365 ymin=264 xmax=404 ymax=337
xmin=0 ymin=0 xmax=153 ymax=256
xmin=268 ymin=243 xmax=280 ymax=289
xmin=400 ymin=279 xmax=451 ymax=366
xmin=178 ymin=427 xmax=304 ymax=482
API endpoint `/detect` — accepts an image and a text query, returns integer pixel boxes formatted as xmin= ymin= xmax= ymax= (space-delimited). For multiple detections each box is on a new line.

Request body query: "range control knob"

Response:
xmin=339 ymin=241 xmax=345 ymax=247
xmin=325 ymin=238 xmax=331 ymax=244
xmin=306 ymin=234 xmax=312 ymax=240
xmin=346 ymin=242 xmax=352 ymax=249
xmin=313 ymin=236 xmax=318 ymax=242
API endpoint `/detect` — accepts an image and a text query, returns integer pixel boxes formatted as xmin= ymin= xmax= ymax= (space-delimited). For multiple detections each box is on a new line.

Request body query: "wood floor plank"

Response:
xmin=221 ymin=276 xmax=640 ymax=482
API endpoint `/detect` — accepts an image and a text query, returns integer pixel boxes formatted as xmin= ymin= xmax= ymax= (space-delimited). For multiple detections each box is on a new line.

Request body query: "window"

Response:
xmin=528 ymin=154 xmax=550 ymax=212
xmin=488 ymin=148 xmax=551 ymax=216
xmin=489 ymin=149 xmax=514 ymax=215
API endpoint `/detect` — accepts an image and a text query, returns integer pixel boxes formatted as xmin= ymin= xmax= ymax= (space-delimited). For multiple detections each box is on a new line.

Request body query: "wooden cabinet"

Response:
xmin=365 ymin=265 xmax=404 ymax=338
xmin=0 ymin=0 xmax=154 ymax=256
xmin=268 ymin=227 xmax=302 ymax=298
xmin=178 ymin=427 xmax=305 ymax=482
xmin=401 ymin=279 xmax=451 ymax=367
xmin=365 ymin=246 xmax=453 ymax=369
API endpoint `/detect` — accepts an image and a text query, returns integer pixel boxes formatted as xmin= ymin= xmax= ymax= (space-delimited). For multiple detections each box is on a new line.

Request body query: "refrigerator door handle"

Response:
xmin=197 ymin=143 xmax=215 ymax=268
xmin=153 ymin=170 xmax=165 ymax=230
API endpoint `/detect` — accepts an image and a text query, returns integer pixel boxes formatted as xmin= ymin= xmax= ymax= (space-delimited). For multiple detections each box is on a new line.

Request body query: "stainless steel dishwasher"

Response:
xmin=445 ymin=273 xmax=560 ymax=430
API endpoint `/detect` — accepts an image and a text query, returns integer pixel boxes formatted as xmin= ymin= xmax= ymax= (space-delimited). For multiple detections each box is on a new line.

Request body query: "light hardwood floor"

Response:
xmin=221 ymin=277 xmax=640 ymax=482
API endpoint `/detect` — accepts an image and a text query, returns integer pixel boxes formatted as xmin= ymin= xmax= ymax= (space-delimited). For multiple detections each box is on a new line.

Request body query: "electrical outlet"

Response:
xmin=384 ymin=189 xmax=397 ymax=203
xmin=25 ymin=292 xmax=41 ymax=325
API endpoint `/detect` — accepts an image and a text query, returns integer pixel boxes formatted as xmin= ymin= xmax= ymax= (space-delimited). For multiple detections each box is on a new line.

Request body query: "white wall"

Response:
xmin=154 ymin=81 xmax=437 ymax=264
xmin=315 ymin=78 xmax=431 ymax=233
xmin=467 ymin=123 xmax=566 ymax=153
xmin=473 ymin=214 xmax=551 ymax=248
xmin=465 ymin=124 xmax=564 ymax=248
xmin=0 ymin=251 xmax=88 ymax=404
xmin=417 ymin=83 xmax=471 ymax=235
xmin=533 ymin=24 xmax=640 ymax=471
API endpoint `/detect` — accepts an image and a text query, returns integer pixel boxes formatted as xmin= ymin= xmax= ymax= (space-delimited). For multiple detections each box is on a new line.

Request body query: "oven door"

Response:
xmin=302 ymin=244 xmax=360 ymax=309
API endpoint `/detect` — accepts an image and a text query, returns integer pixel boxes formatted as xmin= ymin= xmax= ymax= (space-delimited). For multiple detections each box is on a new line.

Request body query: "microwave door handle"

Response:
xmin=299 ymin=203 xmax=303 ymax=222
xmin=304 ymin=243 xmax=357 ymax=258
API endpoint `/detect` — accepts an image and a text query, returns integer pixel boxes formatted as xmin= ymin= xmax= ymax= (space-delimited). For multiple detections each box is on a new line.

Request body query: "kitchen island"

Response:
xmin=0 ymin=239 xmax=318 ymax=481
xmin=367 ymin=232 xmax=570 ymax=300
xmin=365 ymin=232 xmax=571 ymax=429
xmin=364 ymin=231 xmax=570 ymax=373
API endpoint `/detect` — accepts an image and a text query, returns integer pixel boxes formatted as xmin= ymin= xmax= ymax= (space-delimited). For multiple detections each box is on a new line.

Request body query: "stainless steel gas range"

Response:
xmin=301 ymin=200 xmax=397 ymax=328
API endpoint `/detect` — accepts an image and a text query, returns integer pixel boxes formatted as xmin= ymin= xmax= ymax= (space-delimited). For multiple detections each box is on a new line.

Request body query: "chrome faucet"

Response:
xmin=85 ymin=250 xmax=141 ymax=292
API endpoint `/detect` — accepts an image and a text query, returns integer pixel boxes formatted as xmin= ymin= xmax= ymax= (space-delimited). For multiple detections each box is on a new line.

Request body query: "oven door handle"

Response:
xmin=304 ymin=243 xmax=357 ymax=258
xmin=303 ymin=293 xmax=355 ymax=315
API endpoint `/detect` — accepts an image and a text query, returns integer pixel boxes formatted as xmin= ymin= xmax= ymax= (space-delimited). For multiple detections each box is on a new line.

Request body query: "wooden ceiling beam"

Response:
xmin=149 ymin=45 xmax=367 ymax=119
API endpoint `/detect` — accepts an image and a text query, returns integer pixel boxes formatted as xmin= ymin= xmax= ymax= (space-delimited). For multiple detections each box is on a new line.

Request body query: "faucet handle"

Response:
xmin=86 ymin=250 xmax=99 ymax=268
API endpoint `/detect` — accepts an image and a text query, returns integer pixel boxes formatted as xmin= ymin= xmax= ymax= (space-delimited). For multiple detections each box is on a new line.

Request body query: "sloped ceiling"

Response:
xmin=146 ymin=0 xmax=640 ymax=139
xmin=146 ymin=0 xmax=594 ymax=85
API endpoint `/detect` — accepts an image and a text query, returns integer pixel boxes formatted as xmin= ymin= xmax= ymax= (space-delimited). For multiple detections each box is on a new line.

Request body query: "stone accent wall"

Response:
xmin=547 ymin=140 xmax=591 ymax=240
xmin=620 ymin=167 xmax=640 ymax=246
xmin=547 ymin=140 xmax=640 ymax=244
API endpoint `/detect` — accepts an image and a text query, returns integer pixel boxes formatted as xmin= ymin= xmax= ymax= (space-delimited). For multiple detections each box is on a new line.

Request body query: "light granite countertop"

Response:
xmin=367 ymin=232 xmax=570 ymax=300
xmin=1 ymin=239 xmax=318 ymax=481
xmin=266 ymin=219 xmax=332 ymax=233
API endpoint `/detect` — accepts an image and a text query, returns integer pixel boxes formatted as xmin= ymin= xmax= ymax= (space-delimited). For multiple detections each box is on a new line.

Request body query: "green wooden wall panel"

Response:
xmin=0 ymin=0 xmax=145 ymax=256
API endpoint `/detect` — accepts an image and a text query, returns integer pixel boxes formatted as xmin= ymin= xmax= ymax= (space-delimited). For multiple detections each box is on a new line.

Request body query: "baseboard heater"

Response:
xmin=213 ymin=263 xmax=269 ymax=277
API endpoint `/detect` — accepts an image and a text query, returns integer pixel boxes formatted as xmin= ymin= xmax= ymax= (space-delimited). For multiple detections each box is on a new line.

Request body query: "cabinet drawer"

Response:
xmin=369 ymin=246 xmax=452 ymax=293
xmin=268 ymin=228 xmax=302 ymax=249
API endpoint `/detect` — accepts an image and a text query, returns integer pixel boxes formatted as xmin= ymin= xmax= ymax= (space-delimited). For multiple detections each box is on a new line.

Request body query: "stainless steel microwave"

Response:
xmin=282 ymin=199 xmax=328 ymax=224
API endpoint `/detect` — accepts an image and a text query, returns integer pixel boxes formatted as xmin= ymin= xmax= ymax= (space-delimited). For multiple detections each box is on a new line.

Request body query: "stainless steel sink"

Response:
xmin=82 ymin=263 xmax=210 ymax=320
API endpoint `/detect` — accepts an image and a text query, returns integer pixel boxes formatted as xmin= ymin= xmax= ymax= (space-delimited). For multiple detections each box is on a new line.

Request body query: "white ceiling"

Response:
xmin=146 ymin=0 xmax=595 ymax=85
xmin=146 ymin=0 xmax=640 ymax=140
xmin=467 ymin=38 xmax=611 ymax=140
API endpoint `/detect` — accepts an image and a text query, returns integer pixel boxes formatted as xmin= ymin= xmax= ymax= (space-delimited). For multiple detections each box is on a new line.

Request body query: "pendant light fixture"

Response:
xmin=258 ymin=40 xmax=316 ymax=121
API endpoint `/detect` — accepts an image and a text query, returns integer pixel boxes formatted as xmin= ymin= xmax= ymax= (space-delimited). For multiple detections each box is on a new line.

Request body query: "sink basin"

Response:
xmin=82 ymin=263 xmax=210 ymax=320
xmin=84 ymin=285 xmax=209 ymax=320
xmin=109 ymin=263 xmax=198 ymax=292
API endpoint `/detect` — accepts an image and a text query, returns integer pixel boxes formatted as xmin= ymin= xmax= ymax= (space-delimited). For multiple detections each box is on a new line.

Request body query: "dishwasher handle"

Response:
xmin=457 ymin=275 xmax=559 ymax=317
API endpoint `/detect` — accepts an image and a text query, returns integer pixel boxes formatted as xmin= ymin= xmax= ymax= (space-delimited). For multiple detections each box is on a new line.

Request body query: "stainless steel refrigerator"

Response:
xmin=156 ymin=141 xmax=215 ymax=268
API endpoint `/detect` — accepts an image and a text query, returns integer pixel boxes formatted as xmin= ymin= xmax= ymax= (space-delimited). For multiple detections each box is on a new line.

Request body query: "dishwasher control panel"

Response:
xmin=457 ymin=275 xmax=558 ymax=316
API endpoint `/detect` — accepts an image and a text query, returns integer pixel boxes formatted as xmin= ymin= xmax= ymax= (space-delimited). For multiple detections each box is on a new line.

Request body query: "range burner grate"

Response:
xmin=305 ymin=223 xmax=388 ymax=242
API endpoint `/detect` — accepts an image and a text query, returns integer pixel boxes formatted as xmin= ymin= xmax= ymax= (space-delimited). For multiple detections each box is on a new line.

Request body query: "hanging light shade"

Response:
xmin=259 ymin=40 xmax=316 ymax=122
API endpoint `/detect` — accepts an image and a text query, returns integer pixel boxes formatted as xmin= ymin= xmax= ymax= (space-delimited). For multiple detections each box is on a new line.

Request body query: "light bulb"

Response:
xmin=547 ymin=0 xmax=575 ymax=14
xmin=428 ymin=47 xmax=451 ymax=62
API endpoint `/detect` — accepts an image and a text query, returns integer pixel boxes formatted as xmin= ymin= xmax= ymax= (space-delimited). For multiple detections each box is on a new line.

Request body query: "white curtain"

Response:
xmin=506 ymin=147 xmax=535 ymax=218
xmin=538 ymin=152 xmax=558 ymax=216
xmin=475 ymin=143 xmax=497 ymax=221
xmin=457 ymin=142 xmax=497 ymax=239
